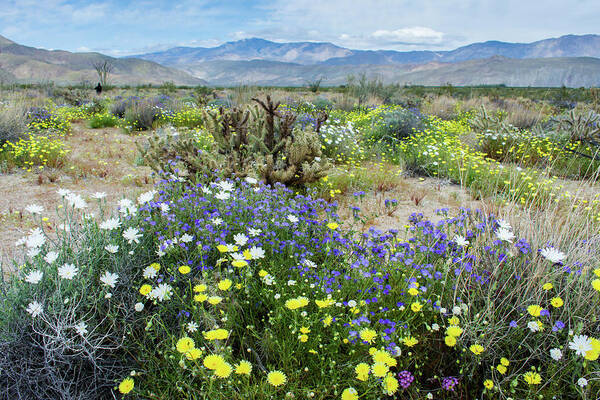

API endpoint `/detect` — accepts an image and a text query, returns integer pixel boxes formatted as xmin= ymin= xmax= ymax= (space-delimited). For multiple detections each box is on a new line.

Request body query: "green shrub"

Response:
xmin=124 ymin=99 xmax=160 ymax=131
xmin=367 ymin=107 xmax=425 ymax=145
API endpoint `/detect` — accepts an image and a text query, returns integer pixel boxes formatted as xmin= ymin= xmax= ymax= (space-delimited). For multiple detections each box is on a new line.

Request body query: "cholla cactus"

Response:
xmin=552 ymin=110 xmax=600 ymax=161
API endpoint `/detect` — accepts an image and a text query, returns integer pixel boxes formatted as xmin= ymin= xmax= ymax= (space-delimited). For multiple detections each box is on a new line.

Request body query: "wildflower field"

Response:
xmin=0 ymin=84 xmax=599 ymax=400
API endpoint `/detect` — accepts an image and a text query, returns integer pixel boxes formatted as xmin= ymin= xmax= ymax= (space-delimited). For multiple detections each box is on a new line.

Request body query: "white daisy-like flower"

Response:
xmin=65 ymin=193 xmax=87 ymax=209
xmin=347 ymin=300 xmax=357 ymax=308
xmin=134 ymin=302 xmax=144 ymax=312
xmin=225 ymin=243 xmax=237 ymax=252
xmin=245 ymin=177 xmax=258 ymax=185
xmin=104 ymin=244 xmax=119 ymax=254
xmin=149 ymin=283 xmax=173 ymax=302
xmin=569 ymin=335 xmax=593 ymax=357
xmin=495 ymin=227 xmax=515 ymax=243
xmin=26 ymin=301 xmax=43 ymax=317
xmin=263 ymin=274 xmax=274 ymax=286
xmin=186 ymin=321 xmax=199 ymax=333
xmin=137 ymin=190 xmax=157 ymax=204
xmin=122 ymin=227 xmax=142 ymax=244
xmin=550 ymin=348 xmax=562 ymax=360
xmin=233 ymin=233 xmax=248 ymax=246
xmin=201 ymin=186 xmax=212 ymax=194
xmin=74 ymin=321 xmax=88 ymax=336
xmin=287 ymin=215 xmax=299 ymax=223
xmin=25 ymin=204 xmax=44 ymax=214
xmin=118 ymin=199 xmax=137 ymax=216
xmin=215 ymin=191 xmax=230 ymax=200
xmin=27 ymin=247 xmax=41 ymax=258
xmin=44 ymin=251 xmax=59 ymax=264
xmin=453 ymin=235 xmax=469 ymax=247
xmin=91 ymin=192 xmax=107 ymax=199
xmin=217 ymin=181 xmax=234 ymax=192
xmin=231 ymin=252 xmax=245 ymax=261
xmin=248 ymin=228 xmax=261 ymax=237
xmin=249 ymin=246 xmax=265 ymax=259
xmin=99 ymin=218 xmax=121 ymax=231
xmin=100 ymin=271 xmax=118 ymax=288
xmin=497 ymin=219 xmax=511 ymax=230
xmin=540 ymin=247 xmax=566 ymax=264
xmin=143 ymin=265 xmax=158 ymax=279
xmin=180 ymin=234 xmax=193 ymax=243
xmin=527 ymin=321 xmax=540 ymax=332
xmin=431 ymin=323 xmax=440 ymax=331
xmin=58 ymin=263 xmax=79 ymax=280
xmin=57 ymin=188 xmax=71 ymax=197
xmin=26 ymin=228 xmax=45 ymax=249
xmin=577 ymin=377 xmax=588 ymax=387
xmin=287 ymin=280 xmax=296 ymax=286
xmin=304 ymin=259 xmax=317 ymax=268
xmin=452 ymin=306 xmax=462 ymax=315
xmin=211 ymin=217 xmax=223 ymax=225
xmin=160 ymin=203 xmax=170 ymax=213
xmin=24 ymin=270 xmax=43 ymax=284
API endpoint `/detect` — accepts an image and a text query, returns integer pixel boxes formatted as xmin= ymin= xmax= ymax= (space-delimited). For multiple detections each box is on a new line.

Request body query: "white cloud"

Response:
xmin=371 ymin=27 xmax=444 ymax=45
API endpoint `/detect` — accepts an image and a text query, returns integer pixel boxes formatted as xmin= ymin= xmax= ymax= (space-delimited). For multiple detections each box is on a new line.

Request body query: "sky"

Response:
xmin=0 ymin=0 xmax=598 ymax=56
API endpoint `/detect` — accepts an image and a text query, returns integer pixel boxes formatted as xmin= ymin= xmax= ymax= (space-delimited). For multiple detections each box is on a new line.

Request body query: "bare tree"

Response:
xmin=91 ymin=59 xmax=114 ymax=86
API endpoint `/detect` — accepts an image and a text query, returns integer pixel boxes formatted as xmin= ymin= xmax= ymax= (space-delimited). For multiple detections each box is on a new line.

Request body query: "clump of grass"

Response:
xmin=0 ymin=101 xmax=27 ymax=145
xmin=88 ymin=113 xmax=118 ymax=129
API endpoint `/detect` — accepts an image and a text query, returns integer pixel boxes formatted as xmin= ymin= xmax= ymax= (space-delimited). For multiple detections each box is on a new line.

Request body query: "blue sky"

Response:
xmin=1 ymin=0 xmax=598 ymax=55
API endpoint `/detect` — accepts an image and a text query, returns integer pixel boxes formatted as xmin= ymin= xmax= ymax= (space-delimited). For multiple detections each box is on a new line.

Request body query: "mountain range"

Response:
xmin=0 ymin=35 xmax=205 ymax=86
xmin=1 ymin=34 xmax=600 ymax=87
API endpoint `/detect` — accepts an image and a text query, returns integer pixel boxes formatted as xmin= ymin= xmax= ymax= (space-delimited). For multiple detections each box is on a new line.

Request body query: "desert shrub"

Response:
xmin=0 ymin=102 xmax=27 ymax=144
xmin=0 ymin=190 xmax=157 ymax=400
xmin=367 ymin=107 xmax=425 ymax=146
xmin=81 ymin=99 xmax=108 ymax=115
xmin=123 ymin=98 xmax=162 ymax=131
xmin=1 ymin=134 xmax=68 ymax=169
xmin=110 ymin=97 xmax=133 ymax=118
xmin=312 ymin=97 xmax=333 ymax=111
xmin=88 ymin=113 xmax=118 ymax=129
xmin=26 ymin=107 xmax=70 ymax=135
xmin=207 ymin=98 xmax=232 ymax=108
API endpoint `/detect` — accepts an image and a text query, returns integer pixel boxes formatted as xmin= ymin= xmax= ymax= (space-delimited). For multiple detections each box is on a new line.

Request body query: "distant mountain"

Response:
xmin=130 ymin=34 xmax=600 ymax=67
xmin=178 ymin=57 xmax=600 ymax=87
xmin=0 ymin=35 xmax=206 ymax=85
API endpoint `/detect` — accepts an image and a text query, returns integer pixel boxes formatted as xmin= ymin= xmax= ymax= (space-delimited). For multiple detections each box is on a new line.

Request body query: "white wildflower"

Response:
xmin=44 ymin=251 xmax=59 ymax=264
xmin=58 ymin=263 xmax=79 ymax=280
xmin=211 ymin=217 xmax=223 ymax=226
xmin=99 ymin=218 xmax=121 ymax=231
xmin=180 ymin=234 xmax=193 ymax=243
xmin=149 ymin=283 xmax=173 ymax=302
xmin=248 ymin=228 xmax=261 ymax=237
xmin=74 ymin=321 xmax=88 ymax=336
xmin=540 ymin=247 xmax=567 ymax=264
xmin=137 ymin=190 xmax=157 ymax=204
xmin=186 ymin=321 xmax=199 ymax=333
xmin=26 ymin=301 xmax=43 ymax=317
xmin=134 ymin=302 xmax=144 ymax=312
xmin=24 ymin=270 xmax=43 ymax=284
xmin=25 ymin=204 xmax=44 ymax=215
xmin=215 ymin=191 xmax=230 ymax=200
xmin=495 ymin=227 xmax=515 ymax=243
xmin=569 ymin=335 xmax=593 ymax=357
xmin=91 ymin=192 xmax=107 ymax=199
xmin=550 ymin=348 xmax=562 ymax=360
xmin=249 ymin=246 xmax=265 ymax=259
xmin=287 ymin=215 xmax=299 ymax=223
xmin=104 ymin=244 xmax=119 ymax=254
xmin=233 ymin=233 xmax=248 ymax=247
xmin=100 ymin=271 xmax=118 ymax=288
xmin=453 ymin=235 xmax=469 ymax=247
xmin=122 ymin=227 xmax=142 ymax=244
xmin=577 ymin=377 xmax=588 ymax=387
xmin=143 ymin=265 xmax=158 ymax=279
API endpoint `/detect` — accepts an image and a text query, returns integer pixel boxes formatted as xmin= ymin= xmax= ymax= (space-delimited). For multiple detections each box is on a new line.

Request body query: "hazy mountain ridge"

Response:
xmin=130 ymin=35 xmax=600 ymax=66
xmin=0 ymin=35 xmax=206 ymax=85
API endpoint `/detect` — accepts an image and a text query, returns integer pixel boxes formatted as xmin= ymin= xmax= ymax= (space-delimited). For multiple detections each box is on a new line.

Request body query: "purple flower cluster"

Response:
xmin=397 ymin=370 xmax=414 ymax=389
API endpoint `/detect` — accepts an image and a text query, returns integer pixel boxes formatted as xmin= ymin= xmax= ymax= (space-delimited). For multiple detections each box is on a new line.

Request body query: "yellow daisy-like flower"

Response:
xmin=359 ymin=328 xmax=377 ymax=344
xmin=550 ymin=297 xmax=563 ymax=308
xmin=300 ymin=326 xmax=311 ymax=334
xmin=372 ymin=350 xmax=396 ymax=367
xmin=496 ymin=365 xmax=507 ymax=374
xmin=203 ymin=329 xmax=229 ymax=341
xmin=178 ymin=265 xmax=191 ymax=274
xmin=243 ymin=249 xmax=252 ymax=260
xmin=299 ymin=334 xmax=309 ymax=343
xmin=407 ymin=287 xmax=419 ymax=296
xmin=523 ymin=371 xmax=542 ymax=385
xmin=194 ymin=293 xmax=208 ymax=302
xmin=267 ymin=370 xmax=287 ymax=387
xmin=584 ymin=338 xmax=600 ymax=361
xmin=203 ymin=354 xmax=225 ymax=370
xmin=542 ymin=282 xmax=553 ymax=291
xmin=483 ymin=379 xmax=494 ymax=389
xmin=258 ymin=269 xmax=268 ymax=277
xmin=232 ymin=260 xmax=248 ymax=268
xmin=448 ymin=316 xmax=459 ymax=325
xmin=323 ymin=315 xmax=333 ymax=326
xmin=285 ymin=297 xmax=309 ymax=310
xmin=594 ymin=268 xmax=600 ymax=277
xmin=217 ymin=245 xmax=228 ymax=253
xmin=218 ymin=279 xmax=232 ymax=291
xmin=355 ymin=363 xmax=370 ymax=381
xmin=446 ymin=325 xmax=463 ymax=337
xmin=327 ymin=222 xmax=339 ymax=230
xmin=592 ymin=279 xmax=600 ymax=292
xmin=149 ymin=262 xmax=161 ymax=272
xmin=383 ymin=374 xmax=399 ymax=395
xmin=403 ymin=336 xmax=418 ymax=347
xmin=500 ymin=357 xmax=510 ymax=366
xmin=371 ymin=362 xmax=389 ymax=377
xmin=470 ymin=344 xmax=484 ymax=355
xmin=139 ymin=284 xmax=152 ymax=296
xmin=341 ymin=387 xmax=358 ymax=400
xmin=193 ymin=284 xmax=207 ymax=292
xmin=176 ymin=337 xmax=195 ymax=354
xmin=527 ymin=304 xmax=543 ymax=317
xmin=208 ymin=296 xmax=223 ymax=305
xmin=315 ymin=299 xmax=335 ymax=308
xmin=235 ymin=360 xmax=252 ymax=375
xmin=118 ymin=377 xmax=134 ymax=394
xmin=214 ymin=362 xmax=232 ymax=378
xmin=444 ymin=335 xmax=457 ymax=347
xmin=185 ymin=348 xmax=202 ymax=360
xmin=410 ymin=302 xmax=423 ymax=312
